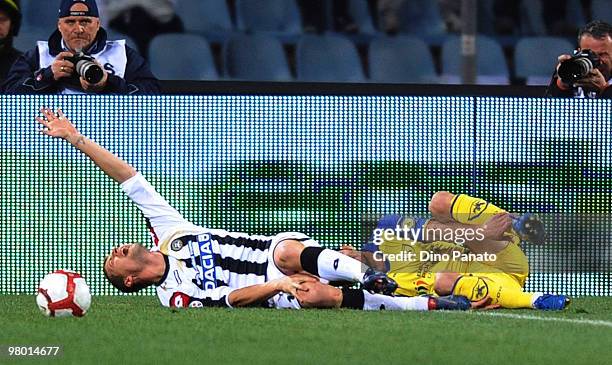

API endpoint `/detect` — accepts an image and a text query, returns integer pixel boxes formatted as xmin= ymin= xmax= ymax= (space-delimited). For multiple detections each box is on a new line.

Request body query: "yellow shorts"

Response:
xmin=388 ymin=239 xmax=529 ymax=296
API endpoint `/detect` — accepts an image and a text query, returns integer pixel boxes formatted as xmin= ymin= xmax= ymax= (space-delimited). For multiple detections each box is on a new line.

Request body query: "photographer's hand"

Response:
xmin=51 ymin=51 xmax=75 ymax=81
xmin=574 ymin=68 xmax=608 ymax=93
xmin=80 ymin=60 xmax=108 ymax=92
xmin=555 ymin=54 xmax=573 ymax=89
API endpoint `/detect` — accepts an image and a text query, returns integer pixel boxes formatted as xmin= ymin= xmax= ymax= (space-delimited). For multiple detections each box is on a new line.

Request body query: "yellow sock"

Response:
xmin=450 ymin=194 xmax=505 ymax=225
xmin=452 ymin=275 xmax=535 ymax=309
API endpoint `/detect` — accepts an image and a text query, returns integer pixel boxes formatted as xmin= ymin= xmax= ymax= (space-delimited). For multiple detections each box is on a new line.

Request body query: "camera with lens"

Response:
xmin=557 ymin=49 xmax=600 ymax=85
xmin=65 ymin=52 xmax=104 ymax=84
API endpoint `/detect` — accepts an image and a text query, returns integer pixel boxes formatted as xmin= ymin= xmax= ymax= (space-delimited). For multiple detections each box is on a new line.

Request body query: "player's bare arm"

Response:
xmin=36 ymin=108 xmax=137 ymax=184
xmin=228 ymin=274 xmax=318 ymax=307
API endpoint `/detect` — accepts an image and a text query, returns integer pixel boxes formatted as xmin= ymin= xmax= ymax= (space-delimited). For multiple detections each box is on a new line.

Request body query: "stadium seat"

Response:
xmin=175 ymin=0 xmax=234 ymax=43
xmin=514 ymin=37 xmax=574 ymax=85
xmin=296 ymin=34 xmax=365 ymax=82
xmin=396 ymin=0 xmax=446 ymax=45
xmin=347 ymin=0 xmax=377 ymax=35
xmin=21 ymin=0 xmax=58 ymax=34
xmin=223 ymin=33 xmax=292 ymax=81
xmin=520 ymin=0 xmax=547 ymax=36
xmin=440 ymin=35 xmax=510 ymax=85
xmin=368 ymin=36 xmax=439 ymax=84
xmin=235 ymin=0 xmax=302 ymax=42
xmin=148 ymin=34 xmax=218 ymax=80
xmin=592 ymin=0 xmax=612 ymax=24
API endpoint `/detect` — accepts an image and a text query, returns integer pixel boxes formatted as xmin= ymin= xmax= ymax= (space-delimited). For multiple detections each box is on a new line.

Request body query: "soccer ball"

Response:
xmin=36 ymin=270 xmax=91 ymax=317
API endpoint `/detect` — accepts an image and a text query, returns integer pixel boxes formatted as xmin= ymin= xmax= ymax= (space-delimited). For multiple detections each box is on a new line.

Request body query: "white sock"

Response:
xmin=531 ymin=292 xmax=543 ymax=308
xmin=316 ymin=249 xmax=364 ymax=282
xmin=363 ymin=291 xmax=430 ymax=311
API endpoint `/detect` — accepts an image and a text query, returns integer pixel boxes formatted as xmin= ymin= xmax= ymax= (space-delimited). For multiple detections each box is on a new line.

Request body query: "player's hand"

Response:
xmin=51 ymin=52 xmax=75 ymax=80
xmin=470 ymin=295 xmax=500 ymax=310
xmin=481 ymin=213 xmax=512 ymax=241
xmin=36 ymin=108 xmax=80 ymax=143
xmin=80 ymin=60 xmax=108 ymax=92
xmin=573 ymin=68 xmax=608 ymax=93
xmin=273 ymin=273 xmax=318 ymax=296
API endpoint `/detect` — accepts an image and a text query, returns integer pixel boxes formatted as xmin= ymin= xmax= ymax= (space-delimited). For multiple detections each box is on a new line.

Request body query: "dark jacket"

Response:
xmin=546 ymin=74 xmax=612 ymax=99
xmin=0 ymin=40 xmax=21 ymax=84
xmin=1 ymin=28 xmax=160 ymax=94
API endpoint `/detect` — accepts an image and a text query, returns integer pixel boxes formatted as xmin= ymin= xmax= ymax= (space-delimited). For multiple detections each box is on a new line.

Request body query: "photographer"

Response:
xmin=2 ymin=0 xmax=159 ymax=94
xmin=546 ymin=21 xmax=612 ymax=99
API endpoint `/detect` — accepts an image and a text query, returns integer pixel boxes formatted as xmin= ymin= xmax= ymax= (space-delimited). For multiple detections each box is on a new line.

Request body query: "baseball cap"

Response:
xmin=58 ymin=0 xmax=99 ymax=18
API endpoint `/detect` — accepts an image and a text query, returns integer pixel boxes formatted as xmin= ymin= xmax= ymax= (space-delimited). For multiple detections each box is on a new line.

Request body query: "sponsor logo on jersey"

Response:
xmin=188 ymin=234 xmax=217 ymax=291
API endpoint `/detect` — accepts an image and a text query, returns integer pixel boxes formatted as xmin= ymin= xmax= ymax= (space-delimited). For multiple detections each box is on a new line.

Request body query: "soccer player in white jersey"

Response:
xmin=36 ymin=108 xmax=487 ymax=311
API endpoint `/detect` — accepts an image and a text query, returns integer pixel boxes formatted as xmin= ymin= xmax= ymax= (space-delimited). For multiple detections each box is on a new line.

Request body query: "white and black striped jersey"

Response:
xmin=121 ymin=173 xmax=287 ymax=308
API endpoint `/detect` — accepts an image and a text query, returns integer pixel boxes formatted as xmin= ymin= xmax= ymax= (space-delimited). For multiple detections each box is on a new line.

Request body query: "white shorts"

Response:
xmin=266 ymin=232 xmax=320 ymax=309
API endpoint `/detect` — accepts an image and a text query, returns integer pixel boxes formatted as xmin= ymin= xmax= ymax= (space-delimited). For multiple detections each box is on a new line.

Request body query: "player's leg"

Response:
xmin=435 ymin=271 xmax=569 ymax=310
xmin=271 ymin=234 xmax=397 ymax=294
xmin=294 ymin=281 xmax=472 ymax=311
xmin=429 ymin=191 xmax=547 ymax=244
xmin=429 ymin=191 xmax=506 ymax=225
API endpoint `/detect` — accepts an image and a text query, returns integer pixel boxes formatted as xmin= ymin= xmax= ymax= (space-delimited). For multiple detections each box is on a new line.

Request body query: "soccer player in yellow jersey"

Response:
xmin=342 ymin=192 xmax=569 ymax=310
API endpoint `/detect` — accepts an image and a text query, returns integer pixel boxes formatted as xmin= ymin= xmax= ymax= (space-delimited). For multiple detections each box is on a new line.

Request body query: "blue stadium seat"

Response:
xmin=148 ymin=34 xmax=218 ymax=80
xmin=440 ymin=35 xmax=510 ymax=85
xmin=175 ymin=0 xmax=234 ymax=43
xmin=223 ymin=33 xmax=292 ymax=81
xmin=592 ymin=0 xmax=612 ymax=24
xmin=296 ymin=34 xmax=365 ymax=82
xmin=397 ymin=0 xmax=446 ymax=45
xmin=368 ymin=36 xmax=438 ymax=84
xmin=515 ymin=37 xmax=574 ymax=85
xmin=347 ymin=0 xmax=377 ymax=35
xmin=235 ymin=0 xmax=302 ymax=42
xmin=21 ymin=0 xmax=58 ymax=33
xmin=520 ymin=0 xmax=547 ymax=36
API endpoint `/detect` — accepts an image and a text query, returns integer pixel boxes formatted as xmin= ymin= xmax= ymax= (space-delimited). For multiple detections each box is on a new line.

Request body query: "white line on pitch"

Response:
xmin=454 ymin=311 xmax=612 ymax=328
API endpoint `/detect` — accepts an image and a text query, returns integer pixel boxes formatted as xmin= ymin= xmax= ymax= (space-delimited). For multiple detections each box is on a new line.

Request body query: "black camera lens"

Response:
xmin=557 ymin=49 xmax=600 ymax=85
xmin=558 ymin=58 xmax=593 ymax=84
xmin=76 ymin=60 xmax=104 ymax=84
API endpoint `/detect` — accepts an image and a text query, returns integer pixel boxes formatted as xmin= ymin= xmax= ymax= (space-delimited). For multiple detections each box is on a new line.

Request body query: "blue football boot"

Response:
xmin=428 ymin=295 xmax=472 ymax=310
xmin=362 ymin=268 xmax=398 ymax=295
xmin=512 ymin=213 xmax=547 ymax=244
xmin=533 ymin=294 xmax=571 ymax=310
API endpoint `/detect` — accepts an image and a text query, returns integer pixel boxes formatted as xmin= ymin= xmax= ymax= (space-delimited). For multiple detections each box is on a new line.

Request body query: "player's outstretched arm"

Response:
xmin=36 ymin=108 xmax=137 ymax=184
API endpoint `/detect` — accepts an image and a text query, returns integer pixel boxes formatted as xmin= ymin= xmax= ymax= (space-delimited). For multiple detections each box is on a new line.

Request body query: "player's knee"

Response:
xmin=273 ymin=240 xmax=304 ymax=274
xmin=297 ymin=282 xmax=342 ymax=308
xmin=434 ymin=272 xmax=460 ymax=296
xmin=429 ymin=191 xmax=455 ymax=217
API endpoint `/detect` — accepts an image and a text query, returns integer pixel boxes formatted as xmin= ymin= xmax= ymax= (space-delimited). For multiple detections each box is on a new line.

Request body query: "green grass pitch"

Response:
xmin=1 ymin=296 xmax=612 ymax=365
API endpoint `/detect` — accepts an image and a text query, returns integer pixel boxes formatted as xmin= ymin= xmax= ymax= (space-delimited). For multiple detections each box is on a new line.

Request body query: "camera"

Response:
xmin=557 ymin=49 xmax=600 ymax=85
xmin=65 ymin=52 xmax=104 ymax=84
